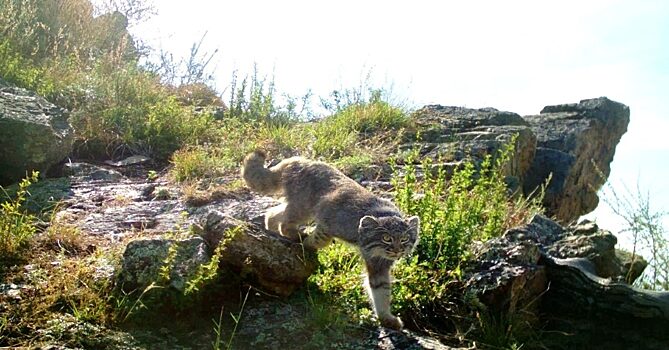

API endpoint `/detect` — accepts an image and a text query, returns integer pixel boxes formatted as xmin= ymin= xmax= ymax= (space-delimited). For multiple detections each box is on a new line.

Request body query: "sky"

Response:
xmin=123 ymin=0 xmax=668 ymax=244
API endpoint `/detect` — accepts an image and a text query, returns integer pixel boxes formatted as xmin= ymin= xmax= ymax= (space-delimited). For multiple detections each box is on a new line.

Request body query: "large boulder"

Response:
xmin=464 ymin=215 xmax=668 ymax=350
xmin=197 ymin=211 xmax=318 ymax=297
xmin=0 ymin=79 xmax=74 ymax=185
xmin=522 ymin=97 xmax=630 ymax=223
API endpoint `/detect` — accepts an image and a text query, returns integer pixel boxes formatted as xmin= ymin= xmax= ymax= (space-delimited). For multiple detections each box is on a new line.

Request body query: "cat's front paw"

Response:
xmin=380 ymin=315 xmax=403 ymax=330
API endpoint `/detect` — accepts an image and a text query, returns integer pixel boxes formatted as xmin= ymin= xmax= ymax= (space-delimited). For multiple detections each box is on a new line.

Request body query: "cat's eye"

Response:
xmin=400 ymin=235 xmax=410 ymax=243
xmin=382 ymin=234 xmax=392 ymax=243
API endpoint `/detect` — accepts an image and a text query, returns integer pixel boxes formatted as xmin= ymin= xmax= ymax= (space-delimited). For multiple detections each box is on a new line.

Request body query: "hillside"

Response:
xmin=1 ymin=1 xmax=668 ymax=349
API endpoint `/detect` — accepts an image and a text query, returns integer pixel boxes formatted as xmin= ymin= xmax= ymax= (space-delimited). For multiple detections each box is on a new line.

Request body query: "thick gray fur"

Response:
xmin=241 ymin=150 xmax=420 ymax=330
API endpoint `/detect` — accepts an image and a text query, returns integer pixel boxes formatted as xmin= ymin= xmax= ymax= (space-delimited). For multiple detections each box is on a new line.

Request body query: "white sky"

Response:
xmin=126 ymin=0 xmax=668 ymax=240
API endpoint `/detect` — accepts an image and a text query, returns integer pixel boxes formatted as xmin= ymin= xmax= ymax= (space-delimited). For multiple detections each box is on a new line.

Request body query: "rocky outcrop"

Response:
xmin=52 ymin=158 xmax=317 ymax=297
xmin=0 ymin=79 xmax=74 ymax=185
xmin=522 ymin=97 xmax=630 ymax=223
xmin=408 ymin=106 xmax=536 ymax=191
xmin=464 ymin=215 xmax=668 ymax=350
xmin=410 ymin=97 xmax=630 ymax=223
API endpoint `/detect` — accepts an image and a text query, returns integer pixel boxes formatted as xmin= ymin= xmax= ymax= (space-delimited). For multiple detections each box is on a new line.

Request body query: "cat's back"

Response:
xmin=276 ymin=156 xmax=361 ymax=197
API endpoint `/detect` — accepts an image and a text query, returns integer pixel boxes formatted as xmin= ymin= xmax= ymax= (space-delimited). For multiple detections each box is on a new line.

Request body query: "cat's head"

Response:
xmin=358 ymin=215 xmax=420 ymax=260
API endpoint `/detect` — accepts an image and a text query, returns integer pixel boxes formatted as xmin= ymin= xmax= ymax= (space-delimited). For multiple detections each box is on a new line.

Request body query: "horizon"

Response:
xmin=122 ymin=0 xmax=668 ymax=241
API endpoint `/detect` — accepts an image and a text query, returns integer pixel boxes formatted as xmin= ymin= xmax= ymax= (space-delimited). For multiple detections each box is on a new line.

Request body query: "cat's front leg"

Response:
xmin=364 ymin=256 xmax=403 ymax=330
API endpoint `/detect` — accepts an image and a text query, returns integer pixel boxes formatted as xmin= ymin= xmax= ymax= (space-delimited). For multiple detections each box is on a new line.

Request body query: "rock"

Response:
xmin=198 ymin=211 xmax=318 ymax=297
xmin=0 ymin=79 xmax=74 ymax=185
xmin=63 ymin=162 xmax=123 ymax=182
xmin=104 ymin=155 xmax=151 ymax=167
xmin=0 ymin=177 xmax=72 ymax=215
xmin=119 ymin=237 xmax=210 ymax=293
xmin=541 ymin=255 xmax=669 ymax=350
xmin=57 ymin=161 xmax=186 ymax=238
xmin=464 ymin=215 xmax=668 ymax=350
xmin=547 ymin=219 xmax=647 ymax=282
xmin=522 ymin=97 xmax=630 ymax=223
xmin=237 ymin=299 xmax=462 ymax=350
xmin=465 ymin=219 xmax=548 ymax=321
xmin=409 ymin=98 xmax=629 ymax=222
xmin=409 ymin=106 xmax=537 ymax=190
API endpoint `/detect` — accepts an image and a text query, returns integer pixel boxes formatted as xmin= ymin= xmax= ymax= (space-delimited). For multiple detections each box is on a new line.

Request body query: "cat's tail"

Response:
xmin=241 ymin=150 xmax=282 ymax=195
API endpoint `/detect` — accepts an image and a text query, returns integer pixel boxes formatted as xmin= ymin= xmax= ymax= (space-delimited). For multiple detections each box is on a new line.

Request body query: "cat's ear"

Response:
xmin=359 ymin=215 xmax=379 ymax=231
xmin=406 ymin=216 xmax=420 ymax=231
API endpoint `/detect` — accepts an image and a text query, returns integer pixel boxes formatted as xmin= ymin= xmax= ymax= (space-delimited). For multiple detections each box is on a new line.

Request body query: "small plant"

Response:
xmin=170 ymin=146 xmax=223 ymax=182
xmin=212 ymin=306 xmax=225 ymax=350
xmin=147 ymin=170 xmax=159 ymax=181
xmin=0 ymin=171 xmax=39 ymax=262
xmin=226 ymin=287 xmax=251 ymax=350
xmin=185 ymin=226 xmax=241 ymax=296
xmin=308 ymin=242 xmax=367 ymax=317
xmin=600 ymin=178 xmax=668 ymax=291
xmin=225 ymin=66 xmax=306 ymax=126
xmin=309 ymin=91 xmax=408 ymax=160
xmin=212 ymin=285 xmax=251 ymax=350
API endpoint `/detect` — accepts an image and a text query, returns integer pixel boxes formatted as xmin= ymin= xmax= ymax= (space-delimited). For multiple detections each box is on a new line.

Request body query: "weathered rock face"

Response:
xmin=464 ymin=215 xmax=668 ymax=350
xmin=522 ymin=97 xmax=630 ymax=223
xmin=0 ymin=79 xmax=74 ymax=185
xmin=411 ymin=98 xmax=629 ymax=222
xmin=120 ymin=237 xmax=210 ymax=293
xmin=409 ymin=106 xmax=536 ymax=191
xmin=197 ymin=211 xmax=318 ymax=297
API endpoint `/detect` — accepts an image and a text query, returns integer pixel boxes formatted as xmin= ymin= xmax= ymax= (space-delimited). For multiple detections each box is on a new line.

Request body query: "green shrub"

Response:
xmin=0 ymin=40 xmax=57 ymax=96
xmin=170 ymin=146 xmax=228 ymax=182
xmin=327 ymin=93 xmax=408 ymax=134
xmin=308 ymin=242 xmax=371 ymax=320
xmin=0 ymin=0 xmax=135 ymax=66
xmin=391 ymin=139 xmax=543 ymax=316
xmin=309 ymin=120 xmax=359 ymax=159
xmin=0 ymin=0 xmax=206 ymax=161
xmin=0 ymin=171 xmax=39 ymax=262
xmin=69 ymin=63 xmax=219 ymax=160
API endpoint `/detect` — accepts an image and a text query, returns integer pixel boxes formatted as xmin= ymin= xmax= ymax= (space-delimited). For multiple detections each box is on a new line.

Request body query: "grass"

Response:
xmin=165 ymin=71 xmax=409 ymax=185
xmin=0 ymin=0 xmax=219 ymax=161
xmin=0 ymin=233 xmax=123 ymax=346
xmin=0 ymin=171 xmax=39 ymax=264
